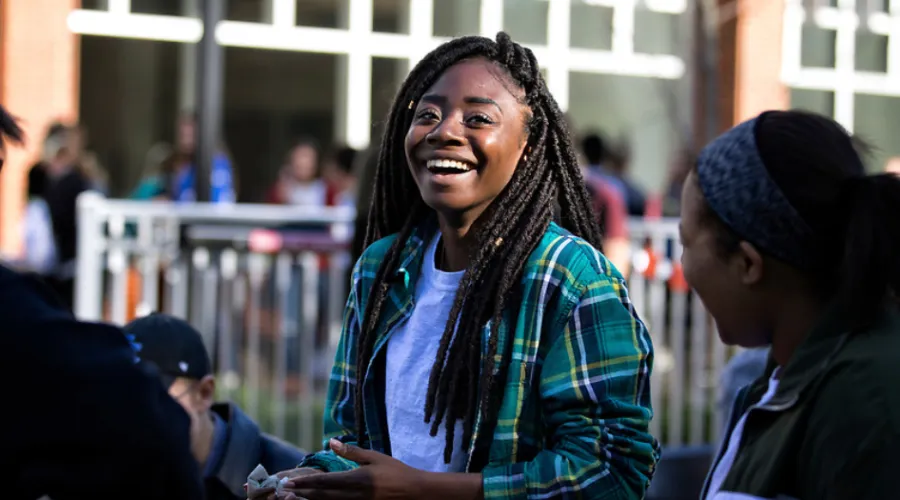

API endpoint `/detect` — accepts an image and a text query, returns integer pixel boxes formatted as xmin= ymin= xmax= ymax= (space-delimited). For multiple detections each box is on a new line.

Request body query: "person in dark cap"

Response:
xmin=0 ymin=106 xmax=203 ymax=499
xmin=125 ymin=313 xmax=307 ymax=500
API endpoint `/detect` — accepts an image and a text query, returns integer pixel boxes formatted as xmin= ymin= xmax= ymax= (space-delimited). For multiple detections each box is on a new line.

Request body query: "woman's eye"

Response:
xmin=467 ymin=114 xmax=494 ymax=125
xmin=416 ymin=110 xmax=439 ymax=121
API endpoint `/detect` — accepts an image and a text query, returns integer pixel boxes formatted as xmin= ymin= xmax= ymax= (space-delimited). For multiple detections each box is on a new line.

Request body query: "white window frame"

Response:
xmin=782 ymin=0 xmax=900 ymax=132
xmin=68 ymin=0 xmax=686 ymax=148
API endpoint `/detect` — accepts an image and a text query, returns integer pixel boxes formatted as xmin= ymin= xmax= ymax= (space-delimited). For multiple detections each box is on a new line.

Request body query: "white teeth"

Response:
xmin=426 ymin=159 xmax=472 ymax=171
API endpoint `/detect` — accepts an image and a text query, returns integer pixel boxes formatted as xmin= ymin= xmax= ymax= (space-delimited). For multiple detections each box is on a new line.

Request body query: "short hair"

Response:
xmin=330 ymin=146 xmax=357 ymax=175
xmin=27 ymin=164 xmax=48 ymax=198
xmin=580 ymin=132 xmax=606 ymax=165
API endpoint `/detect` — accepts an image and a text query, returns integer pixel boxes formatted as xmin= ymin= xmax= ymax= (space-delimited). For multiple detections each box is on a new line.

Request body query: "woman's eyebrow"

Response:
xmin=421 ymin=94 xmax=503 ymax=114
xmin=464 ymin=96 xmax=502 ymax=113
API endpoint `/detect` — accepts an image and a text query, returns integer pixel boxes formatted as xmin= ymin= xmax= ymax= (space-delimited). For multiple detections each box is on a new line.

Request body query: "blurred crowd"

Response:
xmin=12 ymin=109 xmax=709 ymax=315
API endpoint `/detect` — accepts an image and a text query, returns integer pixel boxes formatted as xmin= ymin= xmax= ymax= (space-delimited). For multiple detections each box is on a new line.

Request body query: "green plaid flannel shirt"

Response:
xmin=298 ymin=221 xmax=659 ymax=498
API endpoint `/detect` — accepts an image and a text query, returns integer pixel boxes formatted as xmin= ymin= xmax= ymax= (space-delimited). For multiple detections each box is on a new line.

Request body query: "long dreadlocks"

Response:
xmin=356 ymin=32 xmax=602 ymax=467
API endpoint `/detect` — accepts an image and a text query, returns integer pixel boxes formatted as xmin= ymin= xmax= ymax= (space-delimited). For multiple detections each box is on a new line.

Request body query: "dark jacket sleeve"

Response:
xmin=0 ymin=268 xmax=204 ymax=500
xmin=261 ymin=433 xmax=310 ymax=473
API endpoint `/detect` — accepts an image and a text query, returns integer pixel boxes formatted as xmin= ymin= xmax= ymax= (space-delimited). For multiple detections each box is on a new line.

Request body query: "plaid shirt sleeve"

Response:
xmin=481 ymin=273 xmax=659 ymax=499
xmin=295 ymin=260 xmax=364 ymax=473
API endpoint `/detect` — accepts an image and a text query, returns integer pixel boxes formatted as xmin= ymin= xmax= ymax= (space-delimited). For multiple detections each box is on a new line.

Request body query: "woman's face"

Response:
xmin=679 ymin=170 xmax=769 ymax=347
xmin=289 ymin=145 xmax=318 ymax=182
xmin=404 ymin=58 xmax=529 ymax=225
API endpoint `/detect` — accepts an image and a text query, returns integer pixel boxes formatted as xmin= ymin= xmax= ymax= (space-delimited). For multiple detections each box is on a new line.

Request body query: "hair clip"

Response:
xmin=408 ymin=100 xmax=415 ymax=110
xmin=495 ymin=237 xmax=504 ymax=247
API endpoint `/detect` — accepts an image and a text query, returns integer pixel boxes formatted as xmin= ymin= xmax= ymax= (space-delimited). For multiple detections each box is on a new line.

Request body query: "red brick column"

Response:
xmin=733 ymin=0 xmax=789 ymax=123
xmin=0 ymin=0 xmax=80 ymax=254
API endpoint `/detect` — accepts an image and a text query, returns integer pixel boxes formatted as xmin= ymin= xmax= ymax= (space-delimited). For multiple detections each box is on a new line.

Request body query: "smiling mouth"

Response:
xmin=426 ymin=159 xmax=475 ymax=175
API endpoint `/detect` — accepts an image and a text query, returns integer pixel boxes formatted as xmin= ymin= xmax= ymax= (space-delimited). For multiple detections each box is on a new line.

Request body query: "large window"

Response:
xmin=784 ymin=0 xmax=900 ymax=170
xmin=72 ymin=0 xmax=689 ymax=194
xmin=79 ymin=36 xmax=181 ymax=197
xmin=222 ymin=49 xmax=338 ymax=202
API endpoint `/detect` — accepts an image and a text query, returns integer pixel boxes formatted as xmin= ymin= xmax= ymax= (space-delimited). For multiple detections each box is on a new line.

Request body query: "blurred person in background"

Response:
xmin=579 ymin=132 xmax=631 ymax=276
xmin=267 ymin=137 xmax=326 ymax=207
xmin=130 ymin=142 xmax=175 ymax=201
xmin=171 ymin=112 xmax=236 ymax=203
xmin=662 ymin=147 xmax=694 ymax=217
xmin=15 ymin=163 xmax=57 ymax=276
xmin=125 ymin=313 xmax=307 ymax=500
xmin=0 ymin=105 xmax=204 ymax=500
xmin=323 ymin=145 xmax=359 ymax=210
xmin=884 ymin=155 xmax=900 ymax=175
xmin=43 ymin=123 xmax=92 ymax=311
xmin=682 ymin=110 xmax=900 ymax=499
xmin=68 ymin=125 xmax=109 ymax=195
xmin=603 ymin=139 xmax=646 ymax=217
xmin=77 ymin=149 xmax=109 ymax=195
xmin=350 ymin=147 xmax=378 ymax=266
xmin=581 ymin=133 xmax=627 ymax=199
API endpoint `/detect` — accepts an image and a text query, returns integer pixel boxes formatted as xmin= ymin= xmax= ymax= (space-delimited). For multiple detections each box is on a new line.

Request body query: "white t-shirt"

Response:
xmin=285 ymin=179 xmax=327 ymax=206
xmin=705 ymin=369 xmax=782 ymax=500
xmin=384 ymin=232 xmax=468 ymax=473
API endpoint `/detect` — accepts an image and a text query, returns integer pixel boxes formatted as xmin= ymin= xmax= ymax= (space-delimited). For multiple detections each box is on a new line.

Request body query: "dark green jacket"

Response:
xmin=701 ymin=305 xmax=900 ymax=500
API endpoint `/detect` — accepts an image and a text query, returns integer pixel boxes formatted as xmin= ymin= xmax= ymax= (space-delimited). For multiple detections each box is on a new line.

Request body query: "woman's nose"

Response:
xmin=426 ymin=117 xmax=465 ymax=146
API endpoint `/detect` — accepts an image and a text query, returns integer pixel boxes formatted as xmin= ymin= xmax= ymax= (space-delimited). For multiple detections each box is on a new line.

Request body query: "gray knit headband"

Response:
xmin=696 ymin=117 xmax=815 ymax=267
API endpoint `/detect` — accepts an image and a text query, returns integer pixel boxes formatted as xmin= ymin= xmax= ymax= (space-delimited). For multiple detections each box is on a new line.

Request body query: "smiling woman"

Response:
xmin=253 ymin=33 xmax=659 ymax=500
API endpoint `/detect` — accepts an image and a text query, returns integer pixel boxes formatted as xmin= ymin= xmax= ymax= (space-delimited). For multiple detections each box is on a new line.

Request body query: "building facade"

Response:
xmin=7 ymin=0 xmax=885 ymax=254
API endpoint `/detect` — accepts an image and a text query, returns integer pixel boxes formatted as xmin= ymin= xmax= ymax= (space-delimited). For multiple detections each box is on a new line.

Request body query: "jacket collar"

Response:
xmin=746 ymin=303 xmax=899 ymax=410
xmin=210 ymin=403 xmax=263 ymax=498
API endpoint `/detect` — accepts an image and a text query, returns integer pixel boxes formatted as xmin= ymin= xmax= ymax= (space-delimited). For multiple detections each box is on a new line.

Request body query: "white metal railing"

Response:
xmin=75 ymin=192 xmax=733 ymax=451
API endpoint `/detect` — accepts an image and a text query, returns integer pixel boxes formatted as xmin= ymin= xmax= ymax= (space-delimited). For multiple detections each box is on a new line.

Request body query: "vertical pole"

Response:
xmin=195 ymin=0 xmax=224 ymax=202
xmin=703 ymin=0 xmax=720 ymax=141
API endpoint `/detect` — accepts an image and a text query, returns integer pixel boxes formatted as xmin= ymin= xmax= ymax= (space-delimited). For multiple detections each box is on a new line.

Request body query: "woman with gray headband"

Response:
xmin=679 ymin=110 xmax=900 ymax=500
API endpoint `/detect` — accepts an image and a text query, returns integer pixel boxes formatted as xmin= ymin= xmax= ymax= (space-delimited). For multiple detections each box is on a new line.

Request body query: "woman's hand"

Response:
xmin=245 ymin=467 xmax=323 ymax=500
xmin=281 ymin=439 xmax=428 ymax=500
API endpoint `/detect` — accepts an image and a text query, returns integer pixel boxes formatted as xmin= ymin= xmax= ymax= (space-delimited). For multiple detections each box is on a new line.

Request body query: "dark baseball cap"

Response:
xmin=124 ymin=313 xmax=212 ymax=389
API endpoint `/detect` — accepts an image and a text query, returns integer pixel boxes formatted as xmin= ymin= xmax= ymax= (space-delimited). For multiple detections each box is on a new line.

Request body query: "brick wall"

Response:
xmin=0 ymin=0 xmax=80 ymax=255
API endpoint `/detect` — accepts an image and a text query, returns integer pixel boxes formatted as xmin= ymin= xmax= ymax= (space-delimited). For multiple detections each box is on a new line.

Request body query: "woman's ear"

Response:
xmin=736 ymin=241 xmax=765 ymax=286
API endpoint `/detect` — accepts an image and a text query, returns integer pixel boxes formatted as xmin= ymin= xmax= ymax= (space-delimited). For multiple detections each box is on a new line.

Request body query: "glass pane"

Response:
xmin=790 ymin=88 xmax=834 ymax=117
xmin=800 ymin=24 xmax=836 ymax=68
xmin=227 ymin=0 xmax=265 ymax=23
xmin=634 ymin=9 xmax=683 ymax=56
xmin=79 ymin=36 xmax=182 ymax=197
xmin=504 ymin=0 xmax=549 ymax=45
xmin=433 ymin=0 xmax=480 ymax=38
xmin=855 ymin=94 xmax=900 ymax=172
xmin=131 ymin=0 xmax=185 ymax=16
xmin=224 ymin=48 xmax=338 ymax=201
xmin=871 ymin=0 xmax=891 ymax=12
xmin=80 ymin=0 xmax=106 ymax=10
xmin=374 ymin=0 xmax=408 ymax=34
xmin=371 ymin=58 xmax=407 ymax=138
xmin=856 ymin=31 xmax=888 ymax=72
xmin=297 ymin=0 xmax=347 ymax=29
xmin=570 ymin=2 xmax=613 ymax=50
xmin=568 ymin=71 xmax=687 ymax=194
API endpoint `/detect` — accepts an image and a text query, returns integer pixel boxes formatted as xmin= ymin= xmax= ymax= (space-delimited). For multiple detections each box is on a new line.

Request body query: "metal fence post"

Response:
xmin=74 ymin=191 xmax=105 ymax=321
